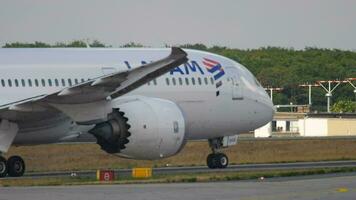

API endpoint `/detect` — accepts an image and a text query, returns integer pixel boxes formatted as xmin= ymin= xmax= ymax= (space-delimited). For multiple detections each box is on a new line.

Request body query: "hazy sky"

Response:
xmin=0 ymin=0 xmax=355 ymax=49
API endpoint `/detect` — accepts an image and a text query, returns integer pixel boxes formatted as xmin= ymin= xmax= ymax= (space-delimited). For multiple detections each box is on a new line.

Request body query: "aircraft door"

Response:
xmin=226 ymin=67 xmax=243 ymax=100
xmin=231 ymin=76 xmax=243 ymax=100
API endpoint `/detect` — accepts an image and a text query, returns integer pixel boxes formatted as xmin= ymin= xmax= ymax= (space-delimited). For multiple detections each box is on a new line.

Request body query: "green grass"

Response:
xmin=5 ymin=139 xmax=356 ymax=173
xmin=2 ymin=167 xmax=356 ymax=187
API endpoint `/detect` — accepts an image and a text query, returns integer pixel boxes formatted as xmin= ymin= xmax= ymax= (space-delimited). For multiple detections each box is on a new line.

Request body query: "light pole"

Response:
xmin=346 ymin=78 xmax=356 ymax=100
xmin=299 ymin=84 xmax=320 ymax=106
xmin=264 ymin=87 xmax=283 ymax=103
xmin=317 ymin=80 xmax=347 ymax=113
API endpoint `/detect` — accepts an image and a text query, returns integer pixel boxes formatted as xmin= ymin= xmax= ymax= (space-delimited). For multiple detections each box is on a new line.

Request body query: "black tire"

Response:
xmin=216 ymin=153 xmax=229 ymax=168
xmin=7 ymin=156 xmax=25 ymax=177
xmin=0 ymin=156 xmax=7 ymax=178
xmin=207 ymin=153 xmax=217 ymax=169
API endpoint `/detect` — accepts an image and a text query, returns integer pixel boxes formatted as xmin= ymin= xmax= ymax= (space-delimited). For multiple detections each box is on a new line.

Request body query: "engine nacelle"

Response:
xmin=89 ymin=96 xmax=186 ymax=160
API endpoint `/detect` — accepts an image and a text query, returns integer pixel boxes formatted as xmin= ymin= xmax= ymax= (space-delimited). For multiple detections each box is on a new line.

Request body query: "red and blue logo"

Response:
xmin=202 ymin=58 xmax=225 ymax=96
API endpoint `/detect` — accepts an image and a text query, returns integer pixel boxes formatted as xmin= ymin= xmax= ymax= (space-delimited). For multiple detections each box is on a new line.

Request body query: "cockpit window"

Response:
xmin=254 ymin=77 xmax=262 ymax=87
xmin=229 ymin=62 xmax=263 ymax=89
xmin=238 ymin=64 xmax=261 ymax=87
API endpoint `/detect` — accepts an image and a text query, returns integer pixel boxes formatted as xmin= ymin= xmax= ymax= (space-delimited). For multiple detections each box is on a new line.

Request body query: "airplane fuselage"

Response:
xmin=0 ymin=48 xmax=274 ymax=145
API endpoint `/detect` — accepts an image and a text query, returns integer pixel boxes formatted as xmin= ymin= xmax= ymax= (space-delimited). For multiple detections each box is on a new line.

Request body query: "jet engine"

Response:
xmin=89 ymin=96 xmax=186 ymax=160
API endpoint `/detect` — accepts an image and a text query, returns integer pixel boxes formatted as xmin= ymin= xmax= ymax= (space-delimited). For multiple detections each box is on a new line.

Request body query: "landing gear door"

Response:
xmin=0 ymin=120 xmax=19 ymax=152
xmin=222 ymin=135 xmax=238 ymax=147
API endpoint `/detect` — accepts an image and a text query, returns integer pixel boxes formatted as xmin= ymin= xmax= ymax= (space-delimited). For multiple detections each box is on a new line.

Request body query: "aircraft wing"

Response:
xmin=0 ymin=47 xmax=188 ymax=121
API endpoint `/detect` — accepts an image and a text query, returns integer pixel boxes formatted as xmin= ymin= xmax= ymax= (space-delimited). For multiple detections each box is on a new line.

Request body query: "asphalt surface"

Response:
xmin=10 ymin=160 xmax=356 ymax=179
xmin=1 ymin=173 xmax=356 ymax=200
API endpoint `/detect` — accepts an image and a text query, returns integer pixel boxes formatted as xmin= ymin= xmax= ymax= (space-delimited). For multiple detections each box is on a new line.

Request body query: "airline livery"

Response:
xmin=0 ymin=48 xmax=274 ymax=177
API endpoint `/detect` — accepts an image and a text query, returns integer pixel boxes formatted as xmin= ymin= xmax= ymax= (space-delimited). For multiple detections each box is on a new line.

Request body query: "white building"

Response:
xmin=254 ymin=112 xmax=356 ymax=138
xmin=254 ymin=112 xmax=304 ymax=138
xmin=299 ymin=113 xmax=356 ymax=137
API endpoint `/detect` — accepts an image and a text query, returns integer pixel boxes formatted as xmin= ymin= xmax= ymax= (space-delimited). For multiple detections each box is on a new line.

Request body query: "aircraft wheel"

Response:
xmin=207 ymin=153 xmax=229 ymax=169
xmin=207 ymin=153 xmax=217 ymax=169
xmin=216 ymin=153 xmax=229 ymax=168
xmin=0 ymin=156 xmax=7 ymax=177
xmin=7 ymin=156 xmax=25 ymax=177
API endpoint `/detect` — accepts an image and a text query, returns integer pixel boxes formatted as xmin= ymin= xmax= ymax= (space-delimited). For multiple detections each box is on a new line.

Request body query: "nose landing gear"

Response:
xmin=207 ymin=138 xmax=229 ymax=169
xmin=0 ymin=155 xmax=25 ymax=178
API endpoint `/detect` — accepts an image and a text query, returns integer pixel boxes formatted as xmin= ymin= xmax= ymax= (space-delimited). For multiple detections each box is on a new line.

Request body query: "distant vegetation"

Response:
xmin=3 ymin=40 xmax=106 ymax=48
xmin=2 ymin=40 xmax=356 ymax=112
xmin=331 ymin=100 xmax=356 ymax=113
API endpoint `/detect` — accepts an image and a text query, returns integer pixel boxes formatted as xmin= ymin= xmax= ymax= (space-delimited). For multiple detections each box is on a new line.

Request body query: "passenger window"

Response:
xmin=55 ymin=79 xmax=59 ymax=87
xmin=204 ymin=77 xmax=208 ymax=85
xmin=28 ymin=79 xmax=32 ymax=87
xmin=8 ymin=79 xmax=12 ymax=87
xmin=81 ymin=78 xmax=85 ymax=83
xmin=153 ymin=79 xmax=157 ymax=85
xmin=48 ymin=79 xmax=52 ymax=87
xmin=166 ymin=78 xmax=170 ymax=85
xmin=61 ymin=79 xmax=66 ymax=86
xmin=35 ymin=79 xmax=39 ymax=87
xmin=191 ymin=77 xmax=196 ymax=85
xmin=21 ymin=79 xmax=25 ymax=87
xmin=41 ymin=79 xmax=46 ymax=87
xmin=147 ymin=81 xmax=151 ymax=86
xmin=210 ymin=77 xmax=214 ymax=84
xmin=1 ymin=79 xmax=5 ymax=87
xmin=74 ymin=79 xmax=78 ymax=85
xmin=14 ymin=79 xmax=19 ymax=87
xmin=197 ymin=77 xmax=202 ymax=85
xmin=178 ymin=77 xmax=183 ymax=85
xmin=185 ymin=77 xmax=189 ymax=85
xmin=68 ymin=79 xmax=72 ymax=86
xmin=172 ymin=78 xmax=176 ymax=85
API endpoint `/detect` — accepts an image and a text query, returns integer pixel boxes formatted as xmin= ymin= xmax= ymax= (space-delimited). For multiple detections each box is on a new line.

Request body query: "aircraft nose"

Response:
xmin=266 ymin=96 xmax=275 ymax=120
xmin=266 ymin=95 xmax=276 ymax=113
xmin=258 ymin=91 xmax=275 ymax=124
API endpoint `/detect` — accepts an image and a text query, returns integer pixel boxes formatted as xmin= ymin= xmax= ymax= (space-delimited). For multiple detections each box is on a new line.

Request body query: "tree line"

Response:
xmin=2 ymin=40 xmax=356 ymax=112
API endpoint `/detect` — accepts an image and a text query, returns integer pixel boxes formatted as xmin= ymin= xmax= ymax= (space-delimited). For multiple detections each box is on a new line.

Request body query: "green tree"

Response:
xmin=179 ymin=43 xmax=207 ymax=51
xmin=2 ymin=41 xmax=356 ymax=112
xmin=65 ymin=40 xmax=87 ymax=48
xmin=90 ymin=40 xmax=106 ymax=47
xmin=121 ymin=42 xmax=144 ymax=48
xmin=3 ymin=40 xmax=108 ymax=48
xmin=331 ymin=100 xmax=356 ymax=113
xmin=3 ymin=41 xmax=51 ymax=48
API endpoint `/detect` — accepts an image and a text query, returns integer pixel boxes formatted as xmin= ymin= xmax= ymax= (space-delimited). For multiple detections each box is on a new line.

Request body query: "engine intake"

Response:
xmin=89 ymin=109 xmax=131 ymax=153
xmin=89 ymin=96 xmax=186 ymax=160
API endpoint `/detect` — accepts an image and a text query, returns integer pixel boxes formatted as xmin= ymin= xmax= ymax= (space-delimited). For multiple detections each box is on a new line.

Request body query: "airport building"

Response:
xmin=255 ymin=112 xmax=356 ymax=137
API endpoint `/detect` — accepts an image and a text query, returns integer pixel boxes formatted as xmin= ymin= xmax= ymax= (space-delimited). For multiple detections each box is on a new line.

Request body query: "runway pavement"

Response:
xmin=13 ymin=160 xmax=356 ymax=179
xmin=1 ymin=173 xmax=356 ymax=200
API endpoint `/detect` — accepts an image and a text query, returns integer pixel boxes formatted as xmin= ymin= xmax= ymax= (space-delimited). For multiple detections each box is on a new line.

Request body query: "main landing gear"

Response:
xmin=0 ymin=155 xmax=25 ymax=178
xmin=206 ymin=137 xmax=229 ymax=169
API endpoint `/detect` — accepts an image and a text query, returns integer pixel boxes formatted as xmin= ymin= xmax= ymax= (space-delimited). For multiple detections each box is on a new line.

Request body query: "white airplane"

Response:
xmin=0 ymin=47 xmax=274 ymax=177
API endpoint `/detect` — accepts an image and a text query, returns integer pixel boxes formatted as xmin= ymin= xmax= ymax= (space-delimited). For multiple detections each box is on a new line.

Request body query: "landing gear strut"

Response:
xmin=206 ymin=138 xmax=229 ymax=169
xmin=0 ymin=155 xmax=25 ymax=177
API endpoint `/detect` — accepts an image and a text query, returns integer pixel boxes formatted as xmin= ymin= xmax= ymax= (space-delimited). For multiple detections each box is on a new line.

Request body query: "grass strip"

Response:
xmin=1 ymin=167 xmax=356 ymax=187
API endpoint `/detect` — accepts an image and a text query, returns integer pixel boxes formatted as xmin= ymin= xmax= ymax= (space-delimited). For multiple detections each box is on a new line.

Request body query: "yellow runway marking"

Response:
xmin=337 ymin=188 xmax=349 ymax=193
